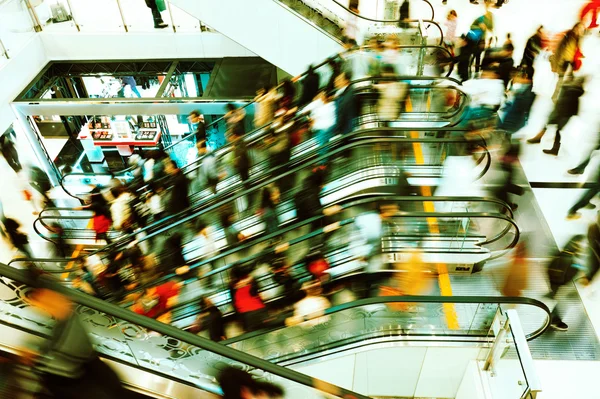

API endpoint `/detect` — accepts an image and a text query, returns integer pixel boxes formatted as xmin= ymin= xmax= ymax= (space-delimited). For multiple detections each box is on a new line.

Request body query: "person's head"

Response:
xmin=448 ymin=10 xmax=457 ymax=19
xmin=261 ymin=186 xmax=275 ymax=209
xmin=536 ymin=25 xmax=544 ymax=35
xmin=225 ymin=103 xmax=238 ymax=114
xmin=196 ymin=219 xmax=208 ymax=236
xmin=110 ymin=185 xmax=125 ymax=199
xmin=380 ymin=64 xmax=396 ymax=79
xmin=334 ymin=71 xmax=351 ymax=90
xmin=253 ymin=381 xmax=284 ymax=399
xmin=164 ymin=159 xmax=179 ymax=175
xmin=506 ymin=33 xmax=511 ymax=40
xmin=572 ymin=22 xmax=585 ymax=37
xmin=503 ymin=42 xmax=514 ymax=55
xmin=217 ymin=367 xmax=256 ymax=399
xmin=302 ymin=279 xmax=323 ymax=297
xmin=188 ymin=110 xmax=204 ymax=124
xmin=308 ymin=166 xmax=327 ymax=189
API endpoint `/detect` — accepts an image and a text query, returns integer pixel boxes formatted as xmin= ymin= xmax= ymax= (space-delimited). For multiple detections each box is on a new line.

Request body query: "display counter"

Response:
xmin=77 ymin=119 xmax=162 ymax=156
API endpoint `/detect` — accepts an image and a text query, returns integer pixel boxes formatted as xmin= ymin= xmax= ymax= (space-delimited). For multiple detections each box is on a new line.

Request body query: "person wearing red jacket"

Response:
xmin=581 ymin=0 xmax=600 ymax=29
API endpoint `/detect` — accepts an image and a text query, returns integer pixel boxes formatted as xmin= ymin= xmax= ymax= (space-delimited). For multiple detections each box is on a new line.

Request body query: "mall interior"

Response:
xmin=1 ymin=0 xmax=600 ymax=398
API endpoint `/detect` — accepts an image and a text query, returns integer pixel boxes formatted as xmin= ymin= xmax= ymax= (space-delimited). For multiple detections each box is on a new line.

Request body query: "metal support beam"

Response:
xmin=155 ymin=61 xmax=179 ymax=98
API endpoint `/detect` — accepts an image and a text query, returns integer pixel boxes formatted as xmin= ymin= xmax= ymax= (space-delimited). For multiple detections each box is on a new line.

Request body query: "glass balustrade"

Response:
xmin=0 ymin=0 xmax=36 ymax=57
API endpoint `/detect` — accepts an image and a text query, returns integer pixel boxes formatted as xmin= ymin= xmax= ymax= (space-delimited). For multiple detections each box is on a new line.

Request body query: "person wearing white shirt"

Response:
xmin=304 ymin=91 xmax=337 ymax=163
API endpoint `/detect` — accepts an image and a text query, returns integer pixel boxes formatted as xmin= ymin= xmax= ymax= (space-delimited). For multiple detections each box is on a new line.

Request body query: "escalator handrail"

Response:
xmin=277 ymin=0 xmax=441 ymax=44
xmin=0 ymin=263 xmax=373 ymax=399
xmin=16 ymin=193 xmax=514 ymax=273
xmin=32 ymin=135 xmax=491 ymax=249
xmin=19 ymin=194 xmax=515 ymax=274
xmin=225 ymin=293 xmax=551 ymax=345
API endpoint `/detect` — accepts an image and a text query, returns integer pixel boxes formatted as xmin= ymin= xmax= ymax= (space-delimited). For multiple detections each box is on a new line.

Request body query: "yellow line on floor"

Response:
xmin=406 ymin=96 xmax=458 ymax=330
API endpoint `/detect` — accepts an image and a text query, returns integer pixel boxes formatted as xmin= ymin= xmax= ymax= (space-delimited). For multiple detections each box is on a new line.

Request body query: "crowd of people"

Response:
xmin=4 ymin=0 xmax=600 ymax=397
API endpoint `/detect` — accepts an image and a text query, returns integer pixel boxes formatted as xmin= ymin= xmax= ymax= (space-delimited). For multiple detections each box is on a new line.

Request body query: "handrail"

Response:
xmin=18 ymin=194 xmax=515 ymax=278
xmin=32 ymin=134 xmax=486 ymax=247
xmin=223 ymin=293 xmax=551 ymax=345
xmin=0 ymin=263 xmax=372 ymax=399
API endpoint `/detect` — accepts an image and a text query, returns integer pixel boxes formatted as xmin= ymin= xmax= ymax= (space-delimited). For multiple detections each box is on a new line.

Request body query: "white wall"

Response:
xmin=168 ymin=0 xmax=343 ymax=75
xmin=293 ymin=345 xmax=483 ymax=398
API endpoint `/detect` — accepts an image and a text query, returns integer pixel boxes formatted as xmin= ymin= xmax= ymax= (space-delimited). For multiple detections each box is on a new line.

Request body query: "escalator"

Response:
xmin=12 ymin=193 xmax=520 ymax=336
xmin=36 ymin=128 xmax=488 ymax=243
xmin=0 ymin=263 xmax=548 ymax=398
xmin=166 ymin=0 xmax=441 ymax=73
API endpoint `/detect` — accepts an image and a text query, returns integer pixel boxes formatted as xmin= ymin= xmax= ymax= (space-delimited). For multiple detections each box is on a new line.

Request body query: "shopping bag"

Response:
xmin=156 ymin=0 xmax=167 ymax=12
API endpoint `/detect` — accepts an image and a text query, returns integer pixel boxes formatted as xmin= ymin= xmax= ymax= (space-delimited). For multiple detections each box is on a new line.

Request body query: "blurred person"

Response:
xmin=0 ymin=133 xmax=22 ymax=173
xmin=271 ymin=257 xmax=303 ymax=307
xmin=218 ymin=367 xmax=284 ymax=399
xmin=374 ymin=65 xmax=408 ymax=125
xmin=197 ymin=141 xmax=220 ymax=195
xmin=258 ymin=185 xmax=280 ymax=237
xmin=546 ymin=234 xmax=587 ymax=331
xmin=366 ymin=38 xmax=384 ymax=77
xmin=458 ymin=9 xmax=494 ymax=81
xmin=501 ymin=239 xmax=530 ymax=297
xmin=491 ymin=141 xmax=524 ymax=211
xmin=444 ymin=10 xmax=458 ymax=45
xmin=520 ymin=26 xmax=544 ymax=80
xmin=254 ymin=85 xmax=278 ymax=127
xmin=303 ymin=90 xmax=337 ymax=163
xmin=158 ymin=232 xmax=189 ymax=277
xmin=334 ymin=71 xmax=358 ymax=138
xmin=381 ymin=36 xmax=401 ymax=73
xmin=265 ymin=112 xmax=293 ymax=191
xmin=345 ymin=2 xmax=360 ymax=45
xmin=499 ymin=68 xmax=536 ymax=134
xmin=121 ymin=76 xmax=141 ymax=98
xmin=399 ymin=0 xmax=410 ymax=29
xmin=495 ymin=42 xmax=515 ymax=88
xmin=567 ymin=168 xmax=600 ymax=219
xmin=221 ymin=208 xmax=245 ymax=247
xmin=580 ymin=0 xmax=600 ymax=29
xmin=225 ymin=103 xmax=247 ymax=138
xmin=188 ymin=110 xmax=206 ymax=149
xmin=298 ymin=65 xmax=320 ymax=107
xmin=164 ymin=159 xmax=191 ymax=216
xmin=285 ymin=279 xmax=331 ymax=327
xmin=461 ymin=64 xmax=505 ymax=128
xmin=145 ymin=0 xmax=168 ymax=29
xmin=72 ymin=258 xmax=104 ymax=297
xmin=550 ymin=22 xmax=585 ymax=100
xmin=146 ymin=184 xmax=166 ymax=221
xmin=326 ymin=58 xmax=343 ymax=94
xmin=230 ymin=130 xmax=251 ymax=193
xmin=278 ymin=78 xmax=296 ymax=111
xmin=294 ymin=167 xmax=342 ymax=232
xmin=229 ymin=265 xmax=267 ymax=332
xmin=305 ymin=247 xmax=331 ymax=282
xmin=189 ymin=296 xmax=226 ymax=341
xmin=526 ymin=77 xmax=585 ymax=156
xmin=132 ymin=280 xmax=183 ymax=323
xmin=29 ymin=165 xmax=54 ymax=209
xmin=196 ymin=219 xmax=218 ymax=287
xmin=25 ymin=285 xmax=132 ymax=398
xmin=75 ymin=187 xmax=113 ymax=243
xmin=110 ymin=185 xmax=135 ymax=233
xmin=3 ymin=218 xmax=33 ymax=259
